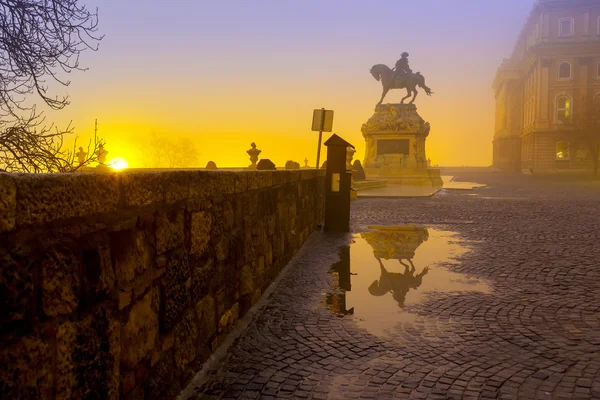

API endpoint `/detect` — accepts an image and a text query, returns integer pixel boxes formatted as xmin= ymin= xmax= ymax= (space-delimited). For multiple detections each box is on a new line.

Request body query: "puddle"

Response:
xmin=325 ymin=225 xmax=491 ymax=337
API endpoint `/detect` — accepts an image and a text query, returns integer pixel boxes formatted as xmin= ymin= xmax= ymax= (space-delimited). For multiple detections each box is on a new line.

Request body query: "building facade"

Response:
xmin=493 ymin=0 xmax=600 ymax=173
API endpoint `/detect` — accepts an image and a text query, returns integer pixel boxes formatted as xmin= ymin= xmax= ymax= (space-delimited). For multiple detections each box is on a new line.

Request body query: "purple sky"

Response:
xmin=54 ymin=0 xmax=534 ymax=167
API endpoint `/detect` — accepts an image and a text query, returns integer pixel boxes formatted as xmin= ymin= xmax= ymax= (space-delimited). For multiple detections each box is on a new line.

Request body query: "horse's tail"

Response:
xmin=416 ymin=73 xmax=433 ymax=96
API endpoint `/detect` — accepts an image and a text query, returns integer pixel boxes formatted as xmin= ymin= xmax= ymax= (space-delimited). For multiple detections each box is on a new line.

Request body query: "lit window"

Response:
xmin=556 ymin=141 xmax=570 ymax=160
xmin=559 ymin=18 xmax=574 ymax=37
xmin=556 ymin=96 xmax=571 ymax=122
xmin=558 ymin=61 xmax=571 ymax=79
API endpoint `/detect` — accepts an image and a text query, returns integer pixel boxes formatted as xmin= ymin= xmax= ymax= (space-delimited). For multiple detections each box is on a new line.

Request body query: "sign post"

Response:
xmin=311 ymin=108 xmax=334 ymax=168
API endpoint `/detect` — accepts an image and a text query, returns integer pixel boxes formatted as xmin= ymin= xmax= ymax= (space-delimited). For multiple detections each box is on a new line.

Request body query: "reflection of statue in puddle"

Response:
xmin=369 ymin=259 xmax=428 ymax=307
xmin=326 ymin=247 xmax=354 ymax=315
xmin=361 ymin=225 xmax=429 ymax=307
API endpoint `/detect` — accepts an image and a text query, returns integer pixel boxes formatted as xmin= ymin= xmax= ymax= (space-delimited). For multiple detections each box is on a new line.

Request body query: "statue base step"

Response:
xmin=364 ymin=167 xmax=442 ymax=186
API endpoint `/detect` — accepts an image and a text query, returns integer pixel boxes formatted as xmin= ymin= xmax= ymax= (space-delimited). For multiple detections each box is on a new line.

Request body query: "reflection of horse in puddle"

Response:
xmin=369 ymin=258 xmax=428 ymax=307
xmin=361 ymin=225 xmax=430 ymax=308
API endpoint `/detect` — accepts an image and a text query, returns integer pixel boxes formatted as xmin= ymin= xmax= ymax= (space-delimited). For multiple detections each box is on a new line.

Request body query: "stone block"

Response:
xmin=14 ymin=173 xmax=119 ymax=227
xmin=155 ymin=210 xmax=185 ymax=254
xmin=81 ymin=239 xmax=115 ymax=301
xmin=247 ymin=171 xmax=261 ymax=191
xmin=234 ymin=172 xmax=248 ymax=193
xmin=112 ymin=230 xmax=154 ymax=288
xmin=256 ymin=255 xmax=265 ymax=281
xmin=223 ymin=200 xmax=234 ymax=230
xmin=174 ymin=309 xmax=198 ymax=371
xmin=195 ymin=295 xmax=216 ymax=344
xmin=119 ymin=291 xmax=132 ymax=310
xmin=120 ymin=172 xmax=165 ymax=208
xmin=121 ymin=289 xmax=159 ymax=368
xmin=0 ymin=246 xmax=35 ymax=333
xmin=287 ymin=170 xmax=300 ymax=183
xmin=0 ymin=334 xmax=54 ymax=399
xmin=189 ymin=171 xmax=235 ymax=199
xmin=0 ymin=173 xmax=16 ymax=232
xmin=218 ymin=302 xmax=239 ymax=335
xmin=55 ymin=321 xmax=76 ymax=399
xmin=239 ymin=265 xmax=254 ymax=296
xmin=190 ymin=211 xmax=212 ymax=256
xmin=41 ymin=244 xmax=80 ymax=317
xmin=252 ymin=289 xmax=262 ymax=305
xmin=210 ymin=171 xmax=235 ymax=195
xmin=299 ymin=169 xmax=318 ymax=181
xmin=162 ymin=171 xmax=193 ymax=205
xmin=265 ymin=241 xmax=273 ymax=268
xmin=190 ymin=259 xmax=214 ymax=302
xmin=145 ymin=351 xmax=176 ymax=400
xmin=151 ymin=349 xmax=161 ymax=366
xmin=271 ymin=171 xmax=288 ymax=187
xmin=70 ymin=306 xmax=120 ymax=399
xmin=256 ymin=171 xmax=273 ymax=188
xmin=161 ymin=250 xmax=190 ymax=333
xmin=121 ymin=371 xmax=136 ymax=396
xmin=230 ymin=234 xmax=245 ymax=268
xmin=215 ymin=236 xmax=230 ymax=262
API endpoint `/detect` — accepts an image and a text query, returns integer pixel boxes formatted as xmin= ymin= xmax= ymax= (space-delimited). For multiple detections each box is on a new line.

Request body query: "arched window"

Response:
xmin=556 ymin=142 xmax=570 ymax=160
xmin=556 ymin=96 xmax=572 ymax=122
xmin=558 ymin=62 xmax=571 ymax=79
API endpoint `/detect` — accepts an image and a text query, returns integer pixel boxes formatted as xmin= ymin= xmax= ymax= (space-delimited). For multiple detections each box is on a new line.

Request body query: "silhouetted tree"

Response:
xmin=145 ymin=133 xmax=199 ymax=168
xmin=0 ymin=0 xmax=104 ymax=172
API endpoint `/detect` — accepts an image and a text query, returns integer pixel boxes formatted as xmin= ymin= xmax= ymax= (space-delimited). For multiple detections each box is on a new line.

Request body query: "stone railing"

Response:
xmin=0 ymin=169 xmax=325 ymax=399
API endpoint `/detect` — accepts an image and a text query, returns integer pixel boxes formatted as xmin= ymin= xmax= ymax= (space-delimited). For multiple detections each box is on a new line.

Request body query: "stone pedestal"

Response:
xmin=361 ymin=104 xmax=442 ymax=185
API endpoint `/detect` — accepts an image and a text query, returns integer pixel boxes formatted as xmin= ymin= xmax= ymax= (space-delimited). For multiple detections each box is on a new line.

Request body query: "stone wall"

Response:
xmin=0 ymin=169 xmax=325 ymax=399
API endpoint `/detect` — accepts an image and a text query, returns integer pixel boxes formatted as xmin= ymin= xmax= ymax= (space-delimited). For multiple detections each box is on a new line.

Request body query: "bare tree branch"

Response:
xmin=0 ymin=0 xmax=104 ymax=172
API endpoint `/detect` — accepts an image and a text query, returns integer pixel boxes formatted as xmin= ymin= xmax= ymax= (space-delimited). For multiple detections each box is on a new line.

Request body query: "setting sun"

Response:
xmin=109 ymin=157 xmax=128 ymax=171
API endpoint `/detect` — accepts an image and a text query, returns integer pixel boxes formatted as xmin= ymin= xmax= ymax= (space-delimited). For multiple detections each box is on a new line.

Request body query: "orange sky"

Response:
xmin=44 ymin=0 xmax=534 ymax=168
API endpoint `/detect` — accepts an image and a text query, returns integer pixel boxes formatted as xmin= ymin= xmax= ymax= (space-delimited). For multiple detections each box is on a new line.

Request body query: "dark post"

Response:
xmin=323 ymin=134 xmax=354 ymax=232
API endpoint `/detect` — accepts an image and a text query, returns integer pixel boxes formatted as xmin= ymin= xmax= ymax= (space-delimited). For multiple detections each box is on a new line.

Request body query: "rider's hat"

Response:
xmin=401 ymin=52 xmax=409 ymax=57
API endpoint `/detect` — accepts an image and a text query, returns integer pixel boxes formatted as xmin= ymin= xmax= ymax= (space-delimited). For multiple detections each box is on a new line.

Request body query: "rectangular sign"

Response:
xmin=377 ymin=139 xmax=410 ymax=156
xmin=312 ymin=109 xmax=334 ymax=132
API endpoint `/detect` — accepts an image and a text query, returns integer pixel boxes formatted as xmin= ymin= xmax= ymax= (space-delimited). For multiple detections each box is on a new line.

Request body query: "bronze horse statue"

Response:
xmin=370 ymin=64 xmax=433 ymax=105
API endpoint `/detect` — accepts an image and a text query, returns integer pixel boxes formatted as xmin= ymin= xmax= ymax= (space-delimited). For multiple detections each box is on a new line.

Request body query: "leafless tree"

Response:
xmin=0 ymin=0 xmax=104 ymax=172
xmin=144 ymin=133 xmax=200 ymax=169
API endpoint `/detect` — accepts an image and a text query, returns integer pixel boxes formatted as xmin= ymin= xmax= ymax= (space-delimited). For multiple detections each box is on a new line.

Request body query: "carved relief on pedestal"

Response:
xmin=361 ymin=104 xmax=430 ymax=170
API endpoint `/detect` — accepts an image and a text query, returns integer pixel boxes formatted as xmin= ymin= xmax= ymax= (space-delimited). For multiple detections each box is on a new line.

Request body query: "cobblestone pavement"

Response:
xmin=188 ymin=174 xmax=600 ymax=400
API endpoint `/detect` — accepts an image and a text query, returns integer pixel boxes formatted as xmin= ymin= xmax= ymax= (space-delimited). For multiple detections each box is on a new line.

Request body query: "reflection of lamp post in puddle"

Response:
xmin=326 ymin=246 xmax=354 ymax=315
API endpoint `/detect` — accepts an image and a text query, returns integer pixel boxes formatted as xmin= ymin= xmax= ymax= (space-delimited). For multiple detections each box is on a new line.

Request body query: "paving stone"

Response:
xmin=186 ymin=174 xmax=600 ymax=399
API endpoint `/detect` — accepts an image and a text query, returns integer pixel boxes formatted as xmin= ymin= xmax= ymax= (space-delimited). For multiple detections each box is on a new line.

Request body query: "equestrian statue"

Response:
xmin=370 ymin=52 xmax=433 ymax=105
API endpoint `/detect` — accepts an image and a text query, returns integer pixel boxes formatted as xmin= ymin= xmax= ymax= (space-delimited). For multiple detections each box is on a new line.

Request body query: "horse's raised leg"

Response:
xmin=400 ymin=89 xmax=412 ymax=104
xmin=409 ymin=87 xmax=419 ymax=104
xmin=378 ymin=87 xmax=390 ymax=105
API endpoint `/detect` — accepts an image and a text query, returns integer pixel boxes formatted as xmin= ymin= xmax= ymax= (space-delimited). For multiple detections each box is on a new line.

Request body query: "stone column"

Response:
xmin=542 ymin=13 xmax=550 ymax=39
xmin=580 ymin=58 xmax=590 ymax=101
xmin=539 ymin=59 xmax=551 ymax=123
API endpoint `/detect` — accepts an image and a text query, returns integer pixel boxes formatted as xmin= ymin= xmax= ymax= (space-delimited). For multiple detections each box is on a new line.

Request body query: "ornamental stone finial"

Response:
xmin=247 ymin=142 xmax=261 ymax=170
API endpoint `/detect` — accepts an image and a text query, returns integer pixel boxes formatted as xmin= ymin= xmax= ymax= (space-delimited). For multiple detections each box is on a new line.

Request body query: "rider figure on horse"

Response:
xmin=392 ymin=52 xmax=412 ymax=83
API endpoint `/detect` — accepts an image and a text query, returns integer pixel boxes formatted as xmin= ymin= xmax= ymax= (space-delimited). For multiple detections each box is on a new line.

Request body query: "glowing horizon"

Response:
xmin=45 ymin=0 xmax=535 ymax=169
